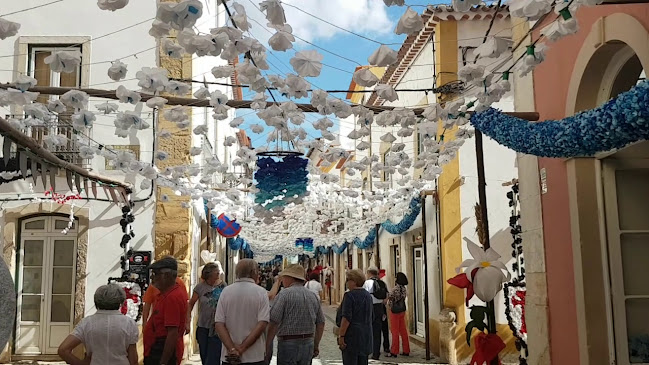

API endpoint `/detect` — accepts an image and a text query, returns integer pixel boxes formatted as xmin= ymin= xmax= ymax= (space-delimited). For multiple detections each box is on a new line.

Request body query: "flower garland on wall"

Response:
xmin=470 ymin=81 xmax=649 ymax=158
xmin=382 ymin=196 xmax=422 ymax=234
xmin=108 ymin=277 xmax=144 ymax=321
xmin=254 ymin=156 xmax=308 ymax=210
xmin=509 ymin=183 xmax=524 ymax=281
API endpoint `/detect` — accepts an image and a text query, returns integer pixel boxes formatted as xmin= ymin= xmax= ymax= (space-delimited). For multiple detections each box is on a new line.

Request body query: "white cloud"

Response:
xmin=239 ymin=0 xmax=394 ymax=45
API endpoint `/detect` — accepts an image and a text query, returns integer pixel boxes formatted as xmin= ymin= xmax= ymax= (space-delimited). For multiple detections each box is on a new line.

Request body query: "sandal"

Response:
xmin=386 ymin=353 xmax=398 ymax=358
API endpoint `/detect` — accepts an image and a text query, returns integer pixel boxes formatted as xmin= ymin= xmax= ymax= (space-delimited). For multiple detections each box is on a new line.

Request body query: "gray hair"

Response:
xmin=202 ymin=262 xmax=221 ymax=280
xmin=95 ymin=284 xmax=126 ymax=310
xmin=235 ymin=259 xmax=258 ymax=279
xmin=367 ymin=266 xmax=379 ymax=276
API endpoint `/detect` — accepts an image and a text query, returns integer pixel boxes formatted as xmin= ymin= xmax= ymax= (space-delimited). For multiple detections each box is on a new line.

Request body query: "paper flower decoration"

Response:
xmin=98 ymin=0 xmax=129 ymax=11
xmin=162 ymin=38 xmax=184 ymax=59
xmin=0 ymin=18 xmax=20 ymax=40
xmin=368 ymin=45 xmax=398 ymax=67
xmin=60 ymin=90 xmax=89 ymax=109
xmin=48 ymin=100 xmax=66 ymax=113
xmin=6 ymin=89 xmax=38 ymax=106
xmin=517 ymin=43 xmax=546 ymax=77
xmin=193 ymin=125 xmax=208 ymax=135
xmin=14 ymin=75 xmax=37 ymax=92
xmin=283 ymin=74 xmax=310 ymax=99
xmin=352 ymin=68 xmax=379 ymax=87
xmin=452 ymin=0 xmax=481 ymax=12
xmin=45 ymin=50 xmax=82 ymax=73
xmin=145 ymin=96 xmax=168 ymax=109
xmin=268 ymin=24 xmax=295 ymax=52
xmin=250 ymin=124 xmax=264 ymax=133
xmin=383 ymin=0 xmax=405 ymax=5
xmin=149 ymin=20 xmax=171 ymax=38
xmin=474 ymin=36 xmax=510 ymax=59
xmin=375 ymin=84 xmax=398 ymax=102
xmin=116 ymin=86 xmax=141 ymax=105
xmin=71 ymin=111 xmax=96 ymax=130
xmin=395 ymin=7 xmax=423 ymax=35
xmin=43 ymin=134 xmax=68 ymax=148
xmin=457 ymin=238 xmax=510 ymax=302
xmin=105 ymin=61 xmax=128 ymax=82
xmin=458 ymin=63 xmax=485 ymax=84
xmin=211 ymin=65 xmax=234 ymax=79
xmin=231 ymin=2 xmax=252 ymax=31
xmin=542 ymin=6 xmax=578 ymax=42
xmin=136 ymin=67 xmax=169 ymax=93
xmin=224 ymin=136 xmax=237 ymax=147
xmin=155 ymin=151 xmax=169 ymax=161
xmin=509 ymin=0 xmax=553 ymax=20
xmin=229 ymin=117 xmax=244 ymax=128
xmin=156 ymin=0 xmax=203 ymax=30
xmin=165 ymin=80 xmax=191 ymax=96
xmin=290 ymin=50 xmax=323 ymax=77
xmin=260 ymin=0 xmax=286 ymax=26
xmin=163 ymin=106 xmax=188 ymax=123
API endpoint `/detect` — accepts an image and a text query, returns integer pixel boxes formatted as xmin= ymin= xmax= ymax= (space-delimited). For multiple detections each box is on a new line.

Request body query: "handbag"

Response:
xmin=391 ymin=298 xmax=406 ymax=313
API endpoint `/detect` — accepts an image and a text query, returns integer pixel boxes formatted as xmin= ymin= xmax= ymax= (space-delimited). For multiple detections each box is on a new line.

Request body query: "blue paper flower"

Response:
xmin=255 ymin=156 xmax=309 ymax=209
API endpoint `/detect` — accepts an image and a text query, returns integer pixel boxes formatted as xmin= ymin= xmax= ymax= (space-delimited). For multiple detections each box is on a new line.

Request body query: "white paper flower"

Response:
xmin=541 ymin=16 xmax=578 ymax=42
xmin=146 ymin=96 xmax=168 ymax=109
xmin=509 ymin=0 xmax=553 ymax=20
xmin=211 ymin=65 xmax=234 ymax=80
xmin=149 ymin=20 xmax=171 ymax=38
xmin=458 ymin=63 xmax=485 ymax=84
xmin=165 ymin=80 xmax=191 ymax=96
xmin=193 ymin=125 xmax=209 ymax=135
xmin=457 ymin=238 xmax=511 ymax=302
xmin=188 ymin=147 xmax=202 ymax=156
xmin=250 ymin=124 xmax=264 ymax=134
xmin=98 ymin=0 xmax=129 ymax=11
xmin=160 ymin=194 xmax=170 ymax=202
xmin=155 ymin=151 xmax=169 ymax=161
xmin=156 ymin=0 xmax=203 ymax=30
xmin=352 ymin=68 xmax=379 ymax=87
xmin=60 ymin=90 xmax=89 ymax=109
xmin=47 ymin=99 xmax=66 ymax=113
xmin=395 ymin=7 xmax=423 ymax=35
xmin=375 ymin=84 xmax=398 ymax=102
xmin=71 ymin=110 xmax=96 ymax=130
xmin=517 ymin=43 xmax=547 ymax=77
xmin=193 ymin=87 xmax=210 ymax=100
xmin=14 ymin=75 xmax=37 ymax=92
xmin=159 ymin=130 xmax=173 ymax=139
xmin=115 ymin=111 xmax=150 ymax=133
xmin=224 ymin=136 xmax=237 ymax=147
xmin=43 ymin=134 xmax=68 ymax=148
xmin=136 ymin=67 xmax=169 ymax=93
xmin=368 ymin=45 xmax=398 ymax=67
xmin=268 ymin=24 xmax=295 ymax=52
xmin=0 ymin=18 xmax=20 ymax=40
xmin=260 ymin=0 xmax=286 ymax=26
xmin=105 ymin=60 xmax=128 ymax=81
xmin=116 ymin=86 xmax=142 ymax=105
xmin=44 ymin=50 xmax=82 ymax=74
xmin=290 ymin=50 xmax=324 ymax=77
xmin=229 ymin=117 xmax=244 ymax=128
xmin=384 ymin=0 xmax=405 ymax=5
xmin=163 ymin=106 xmax=188 ymax=123
xmin=231 ymin=2 xmax=252 ymax=31
xmin=283 ymin=74 xmax=310 ymax=99
xmin=452 ymin=0 xmax=481 ymax=12
xmin=475 ymin=36 xmax=511 ymax=59
xmin=162 ymin=38 xmax=184 ymax=59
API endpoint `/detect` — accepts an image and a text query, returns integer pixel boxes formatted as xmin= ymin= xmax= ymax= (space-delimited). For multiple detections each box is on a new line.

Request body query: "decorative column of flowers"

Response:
xmin=504 ymin=182 xmax=528 ymax=365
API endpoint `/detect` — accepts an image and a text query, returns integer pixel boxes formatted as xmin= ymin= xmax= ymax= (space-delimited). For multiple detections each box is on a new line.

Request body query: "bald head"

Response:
xmin=236 ymin=259 xmax=259 ymax=280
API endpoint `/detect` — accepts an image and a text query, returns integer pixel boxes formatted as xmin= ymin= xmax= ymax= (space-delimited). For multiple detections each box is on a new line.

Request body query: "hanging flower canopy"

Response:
xmin=254 ymin=155 xmax=309 ymax=210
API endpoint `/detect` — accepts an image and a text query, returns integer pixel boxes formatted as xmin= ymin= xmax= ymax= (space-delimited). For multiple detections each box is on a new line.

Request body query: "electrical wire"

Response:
xmin=0 ymin=0 xmax=64 ymax=17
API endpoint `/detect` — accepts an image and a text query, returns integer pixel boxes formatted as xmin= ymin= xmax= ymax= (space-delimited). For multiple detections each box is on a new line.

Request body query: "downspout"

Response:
xmin=421 ymin=191 xmax=431 ymax=361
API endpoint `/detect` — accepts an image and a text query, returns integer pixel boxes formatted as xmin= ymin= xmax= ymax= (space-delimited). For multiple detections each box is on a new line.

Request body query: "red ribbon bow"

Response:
xmin=470 ymin=333 xmax=505 ymax=365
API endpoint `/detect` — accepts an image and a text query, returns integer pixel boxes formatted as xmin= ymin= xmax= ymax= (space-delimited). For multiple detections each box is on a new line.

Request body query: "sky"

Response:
xmin=233 ymin=0 xmax=446 ymax=148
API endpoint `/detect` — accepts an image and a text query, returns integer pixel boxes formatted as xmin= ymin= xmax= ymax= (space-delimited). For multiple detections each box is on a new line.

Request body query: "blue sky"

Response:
xmin=235 ymin=1 xmax=446 ymax=148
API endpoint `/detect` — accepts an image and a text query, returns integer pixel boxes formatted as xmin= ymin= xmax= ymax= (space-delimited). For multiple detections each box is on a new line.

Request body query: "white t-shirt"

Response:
xmin=304 ymin=280 xmax=322 ymax=297
xmin=71 ymin=310 xmax=138 ymax=365
xmin=363 ymin=278 xmax=385 ymax=304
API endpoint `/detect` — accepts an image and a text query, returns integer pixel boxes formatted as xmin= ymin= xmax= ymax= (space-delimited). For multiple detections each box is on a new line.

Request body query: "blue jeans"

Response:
xmin=196 ymin=326 xmax=222 ymax=365
xmin=277 ymin=338 xmax=314 ymax=365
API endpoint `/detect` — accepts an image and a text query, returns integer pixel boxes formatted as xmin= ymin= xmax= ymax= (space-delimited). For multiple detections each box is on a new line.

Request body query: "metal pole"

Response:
xmin=421 ymin=193 xmax=431 ymax=361
xmin=375 ymin=224 xmax=380 ymax=268
xmin=475 ymin=130 xmax=498 ymax=365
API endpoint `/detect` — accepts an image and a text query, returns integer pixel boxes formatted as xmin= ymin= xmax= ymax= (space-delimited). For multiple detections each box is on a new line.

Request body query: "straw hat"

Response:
xmin=279 ymin=264 xmax=306 ymax=281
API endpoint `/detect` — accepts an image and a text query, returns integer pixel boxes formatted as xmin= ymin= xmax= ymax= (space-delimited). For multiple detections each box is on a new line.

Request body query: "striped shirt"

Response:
xmin=270 ymin=283 xmax=325 ymax=337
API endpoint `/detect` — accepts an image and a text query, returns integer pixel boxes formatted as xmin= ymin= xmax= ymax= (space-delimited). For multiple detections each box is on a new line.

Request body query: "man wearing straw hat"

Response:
xmin=265 ymin=264 xmax=325 ymax=365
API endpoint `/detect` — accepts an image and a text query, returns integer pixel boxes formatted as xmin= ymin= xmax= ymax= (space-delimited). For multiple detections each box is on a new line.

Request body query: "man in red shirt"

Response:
xmin=143 ymin=257 xmax=187 ymax=365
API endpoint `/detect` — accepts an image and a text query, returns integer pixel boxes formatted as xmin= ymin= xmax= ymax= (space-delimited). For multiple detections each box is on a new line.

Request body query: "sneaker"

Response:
xmin=401 ymin=353 xmax=410 ymax=356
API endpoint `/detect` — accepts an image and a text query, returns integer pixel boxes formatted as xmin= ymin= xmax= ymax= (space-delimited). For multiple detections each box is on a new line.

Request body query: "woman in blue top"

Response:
xmin=337 ymin=269 xmax=373 ymax=365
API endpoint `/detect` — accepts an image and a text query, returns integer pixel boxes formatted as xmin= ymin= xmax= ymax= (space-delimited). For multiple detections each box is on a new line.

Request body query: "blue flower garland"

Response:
xmin=352 ymin=226 xmax=377 ymax=250
xmin=470 ymin=80 xmax=649 ymax=158
xmin=382 ymin=196 xmax=422 ymax=234
xmin=255 ymin=156 xmax=309 ymax=209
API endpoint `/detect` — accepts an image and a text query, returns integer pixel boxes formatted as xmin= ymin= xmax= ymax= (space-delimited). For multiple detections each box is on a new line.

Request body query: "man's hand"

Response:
xmin=82 ymin=352 xmax=92 ymax=365
xmin=185 ymin=323 xmax=191 ymax=335
xmin=337 ymin=336 xmax=347 ymax=350
xmin=227 ymin=346 xmax=241 ymax=357
xmin=313 ymin=347 xmax=320 ymax=358
xmin=235 ymin=344 xmax=247 ymax=356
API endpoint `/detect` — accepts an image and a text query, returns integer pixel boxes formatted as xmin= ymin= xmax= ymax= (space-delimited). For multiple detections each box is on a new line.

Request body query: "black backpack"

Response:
xmin=371 ymin=278 xmax=388 ymax=300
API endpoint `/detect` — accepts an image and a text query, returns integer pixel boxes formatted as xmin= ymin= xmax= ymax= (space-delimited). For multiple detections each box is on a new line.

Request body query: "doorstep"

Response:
xmin=409 ymin=334 xmax=426 ymax=347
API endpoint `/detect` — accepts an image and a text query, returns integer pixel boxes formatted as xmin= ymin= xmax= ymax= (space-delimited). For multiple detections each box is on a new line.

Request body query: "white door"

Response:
xmin=413 ymin=247 xmax=425 ymax=337
xmin=15 ymin=216 xmax=77 ymax=355
xmin=603 ymin=160 xmax=649 ymax=365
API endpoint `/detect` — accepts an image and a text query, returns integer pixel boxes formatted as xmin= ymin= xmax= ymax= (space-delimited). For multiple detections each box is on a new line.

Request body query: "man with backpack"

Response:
xmin=363 ymin=266 xmax=388 ymax=360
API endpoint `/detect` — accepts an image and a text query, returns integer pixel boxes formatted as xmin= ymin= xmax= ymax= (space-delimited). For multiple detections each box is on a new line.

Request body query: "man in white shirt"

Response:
xmin=363 ymin=266 xmax=388 ymax=360
xmin=215 ymin=259 xmax=270 ymax=365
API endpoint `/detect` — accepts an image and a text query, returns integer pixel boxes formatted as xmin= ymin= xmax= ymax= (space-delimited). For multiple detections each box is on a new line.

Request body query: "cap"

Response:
xmin=150 ymin=256 xmax=178 ymax=271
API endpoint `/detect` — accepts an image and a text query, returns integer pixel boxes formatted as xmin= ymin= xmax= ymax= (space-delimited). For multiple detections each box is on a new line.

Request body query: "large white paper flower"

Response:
xmin=149 ymin=20 xmax=171 ymax=38
xmin=289 ymin=50 xmax=324 ymax=77
xmin=211 ymin=65 xmax=234 ymax=79
xmin=541 ymin=9 xmax=578 ymax=42
xmin=384 ymin=0 xmax=405 ymax=5
xmin=283 ymin=74 xmax=309 ymax=99
xmin=165 ymin=80 xmax=191 ymax=96
xmin=452 ymin=0 xmax=481 ymax=12
xmin=260 ymin=0 xmax=286 ymax=26
xmin=156 ymin=0 xmax=203 ymax=30
xmin=60 ymin=90 xmax=89 ymax=109
xmin=352 ymin=68 xmax=379 ymax=87
xmin=268 ymin=24 xmax=295 ymax=52
xmin=96 ymin=101 xmax=119 ymax=114
xmin=136 ymin=67 xmax=169 ymax=93
xmin=71 ymin=110 xmax=96 ymax=130
xmin=107 ymin=61 xmax=128 ymax=81
xmin=458 ymin=63 xmax=485 ymax=84
xmin=457 ymin=238 xmax=511 ymax=302
xmin=45 ymin=50 xmax=82 ymax=73
xmin=13 ymin=75 xmax=37 ymax=92
xmin=97 ymin=0 xmax=129 ymax=11
xmin=509 ymin=0 xmax=553 ymax=20
xmin=394 ymin=7 xmax=423 ymax=35
xmin=368 ymin=45 xmax=398 ymax=67
xmin=116 ymin=86 xmax=142 ymax=105
xmin=162 ymin=38 xmax=184 ymax=59
xmin=48 ymin=99 xmax=67 ymax=113
xmin=474 ymin=36 xmax=511 ymax=59
xmin=0 ymin=19 xmax=20 ymax=40
xmin=146 ymin=97 xmax=168 ymax=109
xmin=375 ymin=84 xmax=398 ymax=102
xmin=231 ymin=2 xmax=252 ymax=31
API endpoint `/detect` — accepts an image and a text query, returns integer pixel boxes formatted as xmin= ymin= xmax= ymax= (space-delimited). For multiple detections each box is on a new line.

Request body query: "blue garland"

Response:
xmin=470 ymin=80 xmax=649 ymax=158
xmin=331 ymin=242 xmax=348 ymax=255
xmin=382 ymin=196 xmax=422 ymax=234
xmin=227 ymin=236 xmax=254 ymax=258
xmin=255 ymin=156 xmax=309 ymax=209
xmin=296 ymin=238 xmax=314 ymax=252
xmin=352 ymin=226 xmax=377 ymax=250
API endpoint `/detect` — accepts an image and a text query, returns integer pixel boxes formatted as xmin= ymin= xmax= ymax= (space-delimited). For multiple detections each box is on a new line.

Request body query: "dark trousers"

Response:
xmin=223 ymin=362 xmax=266 ymax=365
xmin=342 ymin=350 xmax=369 ymax=365
xmin=371 ymin=303 xmax=384 ymax=359
xmin=381 ymin=305 xmax=390 ymax=352
xmin=144 ymin=338 xmax=177 ymax=365
xmin=196 ymin=326 xmax=222 ymax=365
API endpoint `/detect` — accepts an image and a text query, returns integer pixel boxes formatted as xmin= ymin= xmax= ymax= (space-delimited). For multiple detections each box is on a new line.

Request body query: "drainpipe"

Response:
xmin=421 ymin=191 xmax=431 ymax=361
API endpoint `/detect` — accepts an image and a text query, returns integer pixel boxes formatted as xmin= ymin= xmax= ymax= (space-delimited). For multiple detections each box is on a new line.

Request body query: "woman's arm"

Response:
xmin=57 ymin=335 xmax=89 ymax=365
xmin=337 ymin=317 xmax=351 ymax=349
xmin=186 ymin=291 xmax=199 ymax=333
xmin=127 ymin=344 xmax=138 ymax=365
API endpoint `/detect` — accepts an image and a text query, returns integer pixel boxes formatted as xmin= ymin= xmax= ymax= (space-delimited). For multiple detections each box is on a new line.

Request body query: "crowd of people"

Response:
xmin=55 ymin=256 xmax=411 ymax=365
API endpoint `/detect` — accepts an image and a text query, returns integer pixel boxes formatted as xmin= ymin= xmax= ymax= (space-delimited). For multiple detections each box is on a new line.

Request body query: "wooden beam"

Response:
xmin=0 ymin=116 xmax=132 ymax=191
xmin=0 ymin=84 xmax=540 ymax=121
